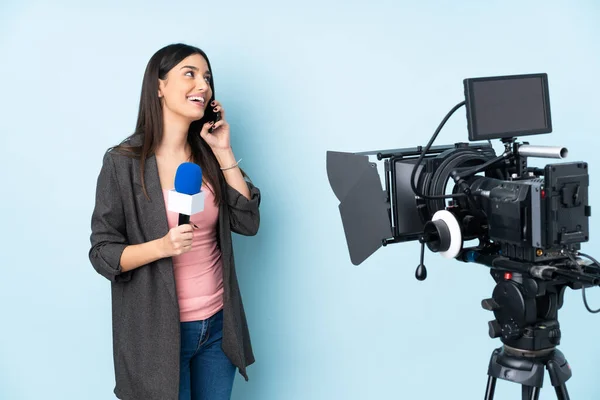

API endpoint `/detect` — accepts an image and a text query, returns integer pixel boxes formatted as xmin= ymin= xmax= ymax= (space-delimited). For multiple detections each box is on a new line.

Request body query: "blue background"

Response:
xmin=1 ymin=1 xmax=600 ymax=399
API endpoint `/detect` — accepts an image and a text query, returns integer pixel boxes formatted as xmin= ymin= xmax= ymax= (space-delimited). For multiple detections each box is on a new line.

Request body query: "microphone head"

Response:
xmin=174 ymin=162 xmax=202 ymax=195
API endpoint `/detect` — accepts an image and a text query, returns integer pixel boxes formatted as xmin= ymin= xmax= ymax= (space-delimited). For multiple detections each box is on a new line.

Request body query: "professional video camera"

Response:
xmin=327 ymin=73 xmax=598 ymax=400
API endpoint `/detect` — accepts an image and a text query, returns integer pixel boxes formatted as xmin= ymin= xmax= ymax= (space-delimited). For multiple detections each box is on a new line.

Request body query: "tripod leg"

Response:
xmin=522 ymin=386 xmax=540 ymax=400
xmin=545 ymin=350 xmax=572 ymax=400
xmin=554 ymin=384 xmax=570 ymax=400
xmin=484 ymin=376 xmax=496 ymax=400
xmin=530 ymin=387 xmax=540 ymax=400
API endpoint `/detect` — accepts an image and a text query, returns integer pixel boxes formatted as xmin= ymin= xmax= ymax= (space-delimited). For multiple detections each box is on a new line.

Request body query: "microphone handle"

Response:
xmin=178 ymin=214 xmax=190 ymax=226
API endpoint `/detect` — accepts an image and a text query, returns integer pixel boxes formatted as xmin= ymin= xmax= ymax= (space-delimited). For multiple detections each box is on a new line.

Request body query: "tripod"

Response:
xmin=484 ymin=345 xmax=571 ymax=400
xmin=479 ymin=264 xmax=580 ymax=400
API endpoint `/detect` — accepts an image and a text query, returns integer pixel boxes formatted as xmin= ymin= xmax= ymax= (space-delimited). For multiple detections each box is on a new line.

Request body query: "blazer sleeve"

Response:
xmin=226 ymin=179 xmax=261 ymax=236
xmin=88 ymin=152 xmax=132 ymax=283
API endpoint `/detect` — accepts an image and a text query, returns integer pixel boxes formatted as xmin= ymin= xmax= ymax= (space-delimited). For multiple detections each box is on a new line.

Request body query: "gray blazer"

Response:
xmin=89 ymin=135 xmax=260 ymax=400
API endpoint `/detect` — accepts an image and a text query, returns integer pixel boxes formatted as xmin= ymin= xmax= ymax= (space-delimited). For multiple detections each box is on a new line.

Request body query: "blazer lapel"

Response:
xmin=132 ymin=154 xmax=177 ymax=304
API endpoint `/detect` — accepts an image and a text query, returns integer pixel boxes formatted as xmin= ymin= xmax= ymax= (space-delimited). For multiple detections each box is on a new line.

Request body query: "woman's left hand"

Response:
xmin=200 ymin=100 xmax=231 ymax=151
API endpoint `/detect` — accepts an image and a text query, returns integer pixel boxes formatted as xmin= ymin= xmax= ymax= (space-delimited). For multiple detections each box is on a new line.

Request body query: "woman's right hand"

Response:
xmin=160 ymin=224 xmax=195 ymax=257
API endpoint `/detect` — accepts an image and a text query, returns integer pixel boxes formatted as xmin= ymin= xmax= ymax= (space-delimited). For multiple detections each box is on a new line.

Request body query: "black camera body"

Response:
xmin=327 ymin=73 xmax=591 ymax=268
xmin=408 ymin=141 xmax=592 ymax=266
xmin=468 ymin=161 xmax=590 ymax=262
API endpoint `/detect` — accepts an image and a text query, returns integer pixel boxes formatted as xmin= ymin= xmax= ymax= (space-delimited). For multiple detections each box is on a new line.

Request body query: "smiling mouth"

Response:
xmin=187 ymin=95 xmax=205 ymax=106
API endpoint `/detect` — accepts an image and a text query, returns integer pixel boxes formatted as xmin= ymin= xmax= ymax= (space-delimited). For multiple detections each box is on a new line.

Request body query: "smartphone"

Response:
xmin=207 ymin=107 xmax=221 ymax=133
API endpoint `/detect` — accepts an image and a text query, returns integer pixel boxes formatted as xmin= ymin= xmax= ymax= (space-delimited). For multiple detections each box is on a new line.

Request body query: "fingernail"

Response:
xmin=213 ymin=108 xmax=218 ymax=112
xmin=211 ymin=101 xmax=216 ymax=106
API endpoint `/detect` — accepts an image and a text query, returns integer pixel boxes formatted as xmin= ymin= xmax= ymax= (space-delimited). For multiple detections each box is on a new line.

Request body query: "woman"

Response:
xmin=89 ymin=43 xmax=260 ymax=400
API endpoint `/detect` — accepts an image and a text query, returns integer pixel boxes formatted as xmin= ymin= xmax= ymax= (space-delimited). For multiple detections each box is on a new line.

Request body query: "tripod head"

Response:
xmin=465 ymin=251 xmax=600 ymax=352
xmin=474 ymin=253 xmax=600 ymax=400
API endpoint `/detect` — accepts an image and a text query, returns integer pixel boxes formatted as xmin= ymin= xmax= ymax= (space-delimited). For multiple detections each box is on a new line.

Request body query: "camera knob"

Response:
xmin=549 ymin=329 xmax=561 ymax=345
xmin=488 ymin=320 xmax=502 ymax=338
xmin=482 ymin=298 xmax=501 ymax=311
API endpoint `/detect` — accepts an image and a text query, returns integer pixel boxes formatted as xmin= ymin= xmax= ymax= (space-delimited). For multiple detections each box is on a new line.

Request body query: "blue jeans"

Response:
xmin=179 ymin=310 xmax=236 ymax=400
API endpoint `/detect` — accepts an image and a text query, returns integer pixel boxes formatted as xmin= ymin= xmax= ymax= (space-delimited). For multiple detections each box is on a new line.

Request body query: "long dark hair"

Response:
xmin=112 ymin=43 xmax=230 ymax=204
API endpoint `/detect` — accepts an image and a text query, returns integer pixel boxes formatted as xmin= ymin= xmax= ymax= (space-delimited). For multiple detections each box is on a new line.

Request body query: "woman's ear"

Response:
xmin=158 ymin=78 xmax=166 ymax=98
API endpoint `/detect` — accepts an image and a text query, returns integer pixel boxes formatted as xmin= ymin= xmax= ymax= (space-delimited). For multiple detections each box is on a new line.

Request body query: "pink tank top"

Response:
xmin=163 ymin=182 xmax=224 ymax=322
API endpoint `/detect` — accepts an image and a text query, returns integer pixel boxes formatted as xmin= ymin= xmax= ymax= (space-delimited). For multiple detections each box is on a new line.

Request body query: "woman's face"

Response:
xmin=158 ymin=53 xmax=213 ymax=123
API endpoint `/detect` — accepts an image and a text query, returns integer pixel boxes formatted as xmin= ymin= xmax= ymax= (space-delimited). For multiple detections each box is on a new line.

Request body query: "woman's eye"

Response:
xmin=185 ymin=71 xmax=194 ymax=77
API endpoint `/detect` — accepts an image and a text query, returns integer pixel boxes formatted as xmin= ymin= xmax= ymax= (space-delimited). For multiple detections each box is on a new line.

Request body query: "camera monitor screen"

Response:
xmin=464 ymin=73 xmax=552 ymax=141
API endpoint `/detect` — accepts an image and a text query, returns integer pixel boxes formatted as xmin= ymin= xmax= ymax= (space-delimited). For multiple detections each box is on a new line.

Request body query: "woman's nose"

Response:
xmin=197 ymin=78 xmax=209 ymax=91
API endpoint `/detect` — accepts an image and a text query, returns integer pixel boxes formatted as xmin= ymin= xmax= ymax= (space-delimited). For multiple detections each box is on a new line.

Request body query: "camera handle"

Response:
xmin=416 ymin=239 xmax=427 ymax=281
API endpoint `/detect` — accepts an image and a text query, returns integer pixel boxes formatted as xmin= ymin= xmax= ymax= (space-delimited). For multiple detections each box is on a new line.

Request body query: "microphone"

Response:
xmin=167 ymin=162 xmax=205 ymax=225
